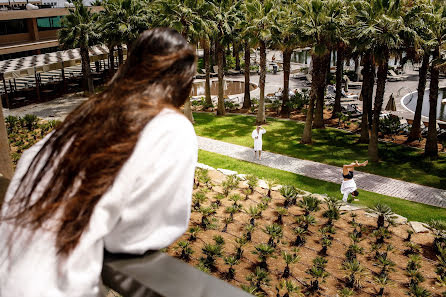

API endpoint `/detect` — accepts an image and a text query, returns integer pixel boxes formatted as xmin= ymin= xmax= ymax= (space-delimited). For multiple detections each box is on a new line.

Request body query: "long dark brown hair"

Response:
xmin=1 ymin=28 xmax=196 ymax=256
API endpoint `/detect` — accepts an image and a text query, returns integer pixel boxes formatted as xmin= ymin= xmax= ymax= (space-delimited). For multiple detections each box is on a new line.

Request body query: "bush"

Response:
xmin=224 ymin=101 xmax=235 ymax=110
xmin=379 ymin=115 xmax=403 ymax=136
xmin=197 ymin=57 xmax=204 ymax=71
xmin=286 ymin=90 xmax=310 ymax=111
xmin=344 ymin=70 xmax=358 ymax=82
xmin=23 ymin=114 xmax=38 ymax=131
xmin=225 ymin=55 xmax=235 ymax=71
xmin=5 ymin=115 xmax=19 ymax=133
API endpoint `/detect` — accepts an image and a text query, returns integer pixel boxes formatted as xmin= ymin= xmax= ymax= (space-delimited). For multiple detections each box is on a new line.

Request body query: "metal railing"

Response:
xmin=102 ymin=251 xmax=253 ymax=297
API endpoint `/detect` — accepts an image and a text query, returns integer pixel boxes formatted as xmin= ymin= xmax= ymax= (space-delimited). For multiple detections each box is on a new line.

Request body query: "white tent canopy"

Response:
xmin=0 ymin=44 xmax=124 ymax=80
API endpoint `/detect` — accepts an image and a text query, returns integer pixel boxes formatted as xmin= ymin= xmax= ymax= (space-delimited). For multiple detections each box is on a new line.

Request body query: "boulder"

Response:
xmin=196 ymin=163 xmax=215 ymax=170
xmin=340 ymin=204 xmax=366 ymax=211
xmin=393 ymin=214 xmax=408 ymax=225
xmin=217 ymin=168 xmax=238 ymax=176
xmin=409 ymin=221 xmax=430 ymax=233
xmin=236 ymin=174 xmax=247 ymax=180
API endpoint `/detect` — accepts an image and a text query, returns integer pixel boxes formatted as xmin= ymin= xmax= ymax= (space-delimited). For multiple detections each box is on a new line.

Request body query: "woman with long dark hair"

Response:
xmin=0 ymin=28 xmax=197 ymax=296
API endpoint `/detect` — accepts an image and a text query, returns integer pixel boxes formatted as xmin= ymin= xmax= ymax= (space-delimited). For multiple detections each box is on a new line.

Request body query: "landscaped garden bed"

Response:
xmin=167 ymin=167 xmax=446 ymax=297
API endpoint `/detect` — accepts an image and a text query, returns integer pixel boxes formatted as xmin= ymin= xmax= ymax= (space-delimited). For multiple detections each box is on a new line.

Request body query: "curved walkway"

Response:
xmin=198 ymin=136 xmax=446 ymax=208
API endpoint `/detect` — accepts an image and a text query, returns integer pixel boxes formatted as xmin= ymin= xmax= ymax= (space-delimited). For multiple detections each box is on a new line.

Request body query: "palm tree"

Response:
xmin=209 ymin=0 xmax=242 ymax=116
xmin=297 ymin=0 xmax=346 ymax=142
xmin=424 ymin=3 xmax=446 ymax=158
xmin=404 ymin=1 xmax=432 ymax=142
xmin=272 ymin=2 xmax=300 ymax=116
xmin=98 ymin=0 xmax=121 ymax=73
xmin=59 ymin=0 xmax=100 ymax=95
xmin=156 ymin=0 xmax=209 ymax=123
xmin=353 ymin=0 xmax=406 ymax=162
xmin=244 ymin=0 xmax=278 ymax=124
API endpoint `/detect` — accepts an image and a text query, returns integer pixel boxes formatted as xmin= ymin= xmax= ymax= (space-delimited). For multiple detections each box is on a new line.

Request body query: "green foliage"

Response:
xmin=379 ymin=115 xmax=404 ymax=136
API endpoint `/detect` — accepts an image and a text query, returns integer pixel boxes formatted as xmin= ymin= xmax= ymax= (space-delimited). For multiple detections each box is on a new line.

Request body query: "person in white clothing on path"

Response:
xmin=252 ymin=125 xmax=266 ymax=160
xmin=340 ymin=160 xmax=368 ymax=202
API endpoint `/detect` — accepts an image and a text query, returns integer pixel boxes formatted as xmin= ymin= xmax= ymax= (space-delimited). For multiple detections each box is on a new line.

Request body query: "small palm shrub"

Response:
xmin=337 ymin=287 xmax=354 ymax=297
xmin=408 ymin=283 xmax=431 ymax=297
xmin=280 ymin=185 xmax=296 ymax=208
xmin=342 ymin=259 xmax=367 ymax=289
xmin=406 ymin=254 xmax=425 ymax=287
xmin=222 ymin=216 xmax=233 ymax=232
xmin=246 ymin=205 xmax=262 ymax=226
xmin=192 ymin=191 xmax=208 ymax=210
xmin=246 ymin=174 xmax=258 ymax=191
xmin=253 ymin=243 xmax=276 ymax=270
xmin=279 ymin=279 xmax=304 ymax=297
xmin=295 ymin=214 xmax=316 ymax=230
xmin=177 ymin=241 xmax=194 ymax=261
xmin=229 ymin=194 xmax=243 ymax=208
xmin=405 ymin=242 xmax=422 ymax=256
xmin=235 ymin=237 xmax=248 ymax=260
xmin=306 ymin=256 xmax=329 ymax=293
xmin=187 ymin=226 xmax=201 ymax=241
xmin=428 ymin=220 xmax=446 ymax=254
xmin=369 ymin=203 xmax=397 ymax=229
xmin=281 ymin=251 xmax=300 ymax=279
xmin=246 ymin=267 xmax=270 ymax=294
xmin=199 ymin=206 xmax=216 ymax=230
xmin=201 ymin=243 xmax=223 ymax=271
xmin=263 ymin=224 xmax=283 ymax=248
xmin=23 ymin=114 xmax=38 ymax=131
xmin=275 ymin=207 xmax=288 ymax=225
xmin=298 ymin=195 xmax=321 ymax=216
xmin=376 ymin=252 xmax=396 ymax=278
xmin=245 ymin=224 xmax=255 ymax=242
xmin=374 ymin=275 xmax=392 ymax=297
xmin=373 ymin=227 xmax=392 ymax=244
xmin=266 ymin=179 xmax=277 ymax=197
xmin=224 ymin=255 xmax=239 ymax=280
xmin=323 ymin=196 xmax=343 ymax=226
xmin=435 ymin=244 xmax=446 ymax=287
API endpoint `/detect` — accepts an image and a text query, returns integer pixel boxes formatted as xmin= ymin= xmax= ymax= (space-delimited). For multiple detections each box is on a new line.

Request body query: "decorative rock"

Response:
xmin=365 ymin=212 xmax=379 ymax=219
xmin=236 ymin=174 xmax=247 ymax=180
xmin=217 ymin=168 xmax=238 ymax=176
xmin=311 ymin=193 xmax=328 ymax=201
xmin=409 ymin=221 xmax=430 ymax=233
xmin=196 ymin=163 xmax=215 ymax=170
xmin=393 ymin=214 xmax=408 ymax=225
xmin=257 ymin=179 xmax=269 ymax=190
xmin=340 ymin=204 xmax=366 ymax=211
xmin=272 ymin=185 xmax=283 ymax=191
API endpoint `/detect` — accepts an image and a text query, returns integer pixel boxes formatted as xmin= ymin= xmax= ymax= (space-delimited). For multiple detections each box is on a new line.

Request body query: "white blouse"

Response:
xmin=0 ymin=108 xmax=198 ymax=297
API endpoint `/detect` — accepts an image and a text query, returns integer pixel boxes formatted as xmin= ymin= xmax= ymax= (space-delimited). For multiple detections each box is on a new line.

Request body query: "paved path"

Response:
xmin=198 ymin=136 xmax=446 ymax=208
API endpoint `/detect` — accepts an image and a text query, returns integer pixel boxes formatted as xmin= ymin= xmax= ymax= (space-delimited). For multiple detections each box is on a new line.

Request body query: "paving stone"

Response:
xmin=409 ymin=221 xmax=430 ymax=233
xmin=196 ymin=163 xmax=215 ymax=170
xmin=217 ymin=168 xmax=238 ymax=176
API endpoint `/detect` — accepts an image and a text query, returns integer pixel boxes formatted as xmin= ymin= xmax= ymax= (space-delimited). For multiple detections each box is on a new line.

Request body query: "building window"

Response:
xmin=37 ymin=16 xmax=62 ymax=31
xmin=0 ymin=20 xmax=28 ymax=36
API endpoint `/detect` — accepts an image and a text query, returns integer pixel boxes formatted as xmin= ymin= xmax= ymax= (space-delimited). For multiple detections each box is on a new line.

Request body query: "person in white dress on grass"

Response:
xmin=340 ymin=160 xmax=368 ymax=202
xmin=252 ymin=125 xmax=266 ymax=160
xmin=0 ymin=28 xmax=198 ymax=297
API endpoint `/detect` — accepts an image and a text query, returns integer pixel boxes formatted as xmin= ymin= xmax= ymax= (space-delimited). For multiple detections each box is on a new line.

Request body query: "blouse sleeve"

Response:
xmin=251 ymin=130 xmax=256 ymax=139
xmin=104 ymin=111 xmax=198 ymax=254
xmin=261 ymin=128 xmax=266 ymax=134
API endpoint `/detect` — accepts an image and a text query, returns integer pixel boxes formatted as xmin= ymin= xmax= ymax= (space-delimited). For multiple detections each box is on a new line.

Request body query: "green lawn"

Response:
xmin=199 ymin=150 xmax=445 ymax=223
xmin=193 ymin=112 xmax=446 ymax=189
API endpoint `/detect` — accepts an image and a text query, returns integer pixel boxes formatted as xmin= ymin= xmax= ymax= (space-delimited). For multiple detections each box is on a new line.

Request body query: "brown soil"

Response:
xmin=167 ymin=170 xmax=444 ymax=297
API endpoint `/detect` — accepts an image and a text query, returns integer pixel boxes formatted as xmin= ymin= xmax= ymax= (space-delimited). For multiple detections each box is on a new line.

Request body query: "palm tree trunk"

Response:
xmin=359 ymin=54 xmax=374 ymax=143
xmin=313 ymin=52 xmax=330 ymax=128
xmin=424 ymin=47 xmax=439 ymax=158
xmin=256 ymin=40 xmax=267 ymax=124
xmin=280 ymin=49 xmax=292 ymax=116
xmin=184 ymin=99 xmax=194 ymax=123
xmin=408 ymin=52 xmax=429 ymax=142
xmin=117 ymin=45 xmax=124 ymax=66
xmin=332 ymin=46 xmax=344 ymax=117
xmin=243 ymin=41 xmax=251 ymax=109
xmin=354 ymin=56 xmax=361 ymax=81
xmin=234 ymin=42 xmax=240 ymax=70
xmin=204 ymin=40 xmax=212 ymax=107
xmin=0 ymin=100 xmax=13 ymax=180
xmin=108 ymin=44 xmax=115 ymax=75
xmin=80 ymin=46 xmax=94 ymax=95
xmin=302 ymin=53 xmax=326 ymax=144
xmin=368 ymin=55 xmax=389 ymax=162
xmin=217 ymin=38 xmax=225 ymax=116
